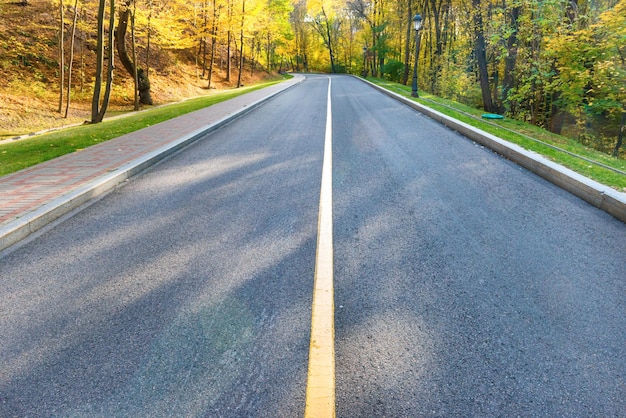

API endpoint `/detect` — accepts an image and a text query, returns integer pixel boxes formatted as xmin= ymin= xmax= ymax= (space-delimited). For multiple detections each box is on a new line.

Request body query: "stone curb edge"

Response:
xmin=358 ymin=76 xmax=626 ymax=224
xmin=0 ymin=76 xmax=305 ymax=252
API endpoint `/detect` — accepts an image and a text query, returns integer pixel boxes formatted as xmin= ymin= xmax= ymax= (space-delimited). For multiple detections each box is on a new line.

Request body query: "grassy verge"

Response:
xmin=369 ymin=78 xmax=626 ymax=191
xmin=0 ymin=78 xmax=288 ymax=177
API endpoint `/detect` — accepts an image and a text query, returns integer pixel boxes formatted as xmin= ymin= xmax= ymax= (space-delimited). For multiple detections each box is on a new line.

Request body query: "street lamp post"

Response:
xmin=411 ymin=14 xmax=423 ymax=98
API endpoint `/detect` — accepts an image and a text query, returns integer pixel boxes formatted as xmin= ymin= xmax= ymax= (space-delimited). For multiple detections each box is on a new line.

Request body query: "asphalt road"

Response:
xmin=1 ymin=74 xmax=625 ymax=417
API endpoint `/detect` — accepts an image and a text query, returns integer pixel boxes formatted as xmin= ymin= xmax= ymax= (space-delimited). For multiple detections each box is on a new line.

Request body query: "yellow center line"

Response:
xmin=305 ymin=77 xmax=335 ymax=418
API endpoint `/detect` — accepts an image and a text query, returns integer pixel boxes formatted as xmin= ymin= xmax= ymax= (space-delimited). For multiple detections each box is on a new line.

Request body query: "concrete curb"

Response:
xmin=359 ymin=77 xmax=626 ymax=223
xmin=0 ymin=76 xmax=304 ymax=252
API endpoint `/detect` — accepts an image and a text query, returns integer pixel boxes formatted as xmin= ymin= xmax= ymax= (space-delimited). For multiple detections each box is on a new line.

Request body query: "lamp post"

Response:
xmin=411 ymin=14 xmax=423 ymax=98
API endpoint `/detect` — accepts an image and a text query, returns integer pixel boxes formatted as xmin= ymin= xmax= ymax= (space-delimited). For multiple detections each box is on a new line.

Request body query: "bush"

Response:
xmin=382 ymin=59 xmax=404 ymax=83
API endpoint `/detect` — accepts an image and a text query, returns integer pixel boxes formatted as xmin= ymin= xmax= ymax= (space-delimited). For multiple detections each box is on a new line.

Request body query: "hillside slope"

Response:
xmin=0 ymin=0 xmax=268 ymax=138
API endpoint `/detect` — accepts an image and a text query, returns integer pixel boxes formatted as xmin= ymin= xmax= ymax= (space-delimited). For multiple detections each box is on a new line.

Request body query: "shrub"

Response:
xmin=382 ymin=59 xmax=404 ymax=83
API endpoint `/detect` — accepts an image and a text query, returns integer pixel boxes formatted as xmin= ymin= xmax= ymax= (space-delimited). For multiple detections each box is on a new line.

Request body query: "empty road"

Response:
xmin=1 ymin=74 xmax=625 ymax=417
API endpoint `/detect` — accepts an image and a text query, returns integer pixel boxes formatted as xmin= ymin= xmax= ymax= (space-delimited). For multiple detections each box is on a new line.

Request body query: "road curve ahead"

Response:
xmin=1 ymin=74 xmax=625 ymax=417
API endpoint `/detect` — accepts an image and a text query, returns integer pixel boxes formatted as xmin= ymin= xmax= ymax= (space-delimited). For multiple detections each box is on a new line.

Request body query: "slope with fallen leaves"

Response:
xmin=0 ymin=0 xmax=269 ymax=139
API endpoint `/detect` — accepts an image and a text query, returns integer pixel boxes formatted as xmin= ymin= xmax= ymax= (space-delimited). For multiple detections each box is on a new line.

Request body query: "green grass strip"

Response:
xmin=0 ymin=79 xmax=286 ymax=177
xmin=369 ymin=78 xmax=626 ymax=190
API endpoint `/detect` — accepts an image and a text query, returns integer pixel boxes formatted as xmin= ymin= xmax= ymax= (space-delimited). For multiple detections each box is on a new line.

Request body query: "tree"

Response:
xmin=258 ymin=0 xmax=293 ymax=71
xmin=207 ymin=0 xmax=222 ymax=88
xmin=589 ymin=0 xmax=626 ymax=156
xmin=58 ymin=0 xmax=65 ymax=113
xmin=91 ymin=0 xmax=115 ymax=123
xmin=236 ymin=0 xmax=246 ymax=87
xmin=401 ymin=0 xmax=413 ymax=85
xmin=541 ymin=0 xmax=624 ymax=152
xmin=116 ymin=0 xmax=153 ymax=105
xmin=309 ymin=5 xmax=337 ymax=73
xmin=501 ymin=2 xmax=520 ymax=113
xmin=290 ymin=0 xmax=311 ymax=71
xmin=207 ymin=1 xmax=222 ymax=88
xmin=5 ymin=0 xmax=624 ymax=160
xmin=349 ymin=0 xmax=389 ymax=77
xmin=64 ymin=0 xmax=80 ymax=118
xmin=471 ymin=0 xmax=496 ymax=112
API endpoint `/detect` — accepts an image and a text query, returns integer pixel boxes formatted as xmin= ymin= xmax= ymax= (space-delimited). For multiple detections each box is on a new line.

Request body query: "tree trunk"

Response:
xmin=322 ymin=7 xmax=336 ymax=73
xmin=371 ymin=31 xmax=377 ymax=77
xmin=227 ymin=30 xmax=232 ymax=82
xmin=64 ymin=0 xmax=79 ymax=118
xmin=96 ymin=0 xmax=115 ymax=122
xmin=207 ymin=1 xmax=218 ymax=89
xmin=91 ymin=0 xmax=106 ymax=122
xmin=80 ymin=9 xmax=85 ymax=93
xmin=429 ymin=0 xmax=443 ymax=94
xmin=146 ymin=5 xmax=151 ymax=77
xmin=202 ymin=0 xmax=208 ymax=78
xmin=266 ymin=32 xmax=271 ymax=71
xmin=501 ymin=4 xmax=520 ymax=110
xmin=91 ymin=0 xmax=114 ymax=123
xmin=612 ymin=110 xmax=626 ymax=157
xmin=549 ymin=90 xmax=566 ymax=134
xmin=116 ymin=0 xmax=152 ymax=105
xmin=236 ymin=0 xmax=245 ymax=88
xmin=58 ymin=0 xmax=64 ymax=113
xmin=131 ymin=3 xmax=139 ymax=110
xmin=472 ymin=0 xmax=496 ymax=113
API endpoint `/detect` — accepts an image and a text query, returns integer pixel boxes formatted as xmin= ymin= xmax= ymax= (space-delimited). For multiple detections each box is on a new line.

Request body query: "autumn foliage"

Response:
xmin=0 ymin=0 xmax=624 ymax=156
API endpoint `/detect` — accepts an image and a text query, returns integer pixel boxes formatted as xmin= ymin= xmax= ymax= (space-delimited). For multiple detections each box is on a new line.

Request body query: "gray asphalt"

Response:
xmin=332 ymin=76 xmax=626 ymax=416
xmin=0 ymin=77 xmax=328 ymax=417
xmin=1 ymin=74 xmax=625 ymax=417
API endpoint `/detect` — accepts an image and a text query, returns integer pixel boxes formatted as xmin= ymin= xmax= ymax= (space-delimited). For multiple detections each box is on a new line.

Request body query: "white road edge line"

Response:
xmin=305 ymin=77 xmax=336 ymax=417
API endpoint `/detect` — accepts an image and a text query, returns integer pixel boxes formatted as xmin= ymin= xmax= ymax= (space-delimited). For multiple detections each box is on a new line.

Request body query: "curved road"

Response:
xmin=1 ymin=75 xmax=624 ymax=416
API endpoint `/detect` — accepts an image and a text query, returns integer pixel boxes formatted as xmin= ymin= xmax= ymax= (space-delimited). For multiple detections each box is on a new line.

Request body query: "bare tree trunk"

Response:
xmin=501 ymin=3 xmax=520 ymax=110
xmin=91 ymin=0 xmax=114 ymax=123
xmin=266 ymin=32 xmax=271 ymax=71
xmin=96 ymin=0 xmax=115 ymax=121
xmin=402 ymin=0 xmax=412 ymax=85
xmin=116 ymin=0 xmax=152 ymax=105
xmin=320 ymin=7 xmax=336 ymax=73
xmin=80 ymin=9 xmax=85 ymax=93
xmin=146 ymin=0 xmax=152 ymax=77
xmin=207 ymin=1 xmax=219 ymax=88
xmin=236 ymin=0 xmax=245 ymax=88
xmin=226 ymin=0 xmax=233 ymax=83
xmin=202 ymin=0 xmax=208 ymax=78
xmin=91 ymin=0 xmax=105 ymax=122
xmin=613 ymin=110 xmax=626 ymax=157
xmin=227 ymin=30 xmax=232 ymax=82
xmin=64 ymin=0 xmax=79 ymax=118
xmin=250 ymin=37 xmax=256 ymax=76
xmin=58 ymin=0 xmax=64 ymax=113
xmin=131 ymin=0 xmax=139 ymax=110
xmin=472 ymin=0 xmax=496 ymax=112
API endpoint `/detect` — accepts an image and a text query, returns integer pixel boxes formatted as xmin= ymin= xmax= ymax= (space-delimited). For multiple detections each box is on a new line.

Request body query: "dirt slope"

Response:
xmin=0 ymin=0 xmax=267 ymax=138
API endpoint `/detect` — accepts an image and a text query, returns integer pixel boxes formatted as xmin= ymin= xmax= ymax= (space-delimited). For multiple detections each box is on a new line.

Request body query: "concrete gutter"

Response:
xmin=0 ymin=76 xmax=304 ymax=252
xmin=360 ymin=77 xmax=626 ymax=224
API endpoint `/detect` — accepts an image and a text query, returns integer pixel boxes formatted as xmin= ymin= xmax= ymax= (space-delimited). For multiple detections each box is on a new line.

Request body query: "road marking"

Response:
xmin=305 ymin=77 xmax=335 ymax=418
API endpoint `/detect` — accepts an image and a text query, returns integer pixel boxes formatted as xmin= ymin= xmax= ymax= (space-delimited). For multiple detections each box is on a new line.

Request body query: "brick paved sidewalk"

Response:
xmin=0 ymin=76 xmax=303 ymax=251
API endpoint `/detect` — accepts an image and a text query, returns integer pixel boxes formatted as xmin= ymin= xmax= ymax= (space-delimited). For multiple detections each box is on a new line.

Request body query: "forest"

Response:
xmin=0 ymin=0 xmax=624 ymax=157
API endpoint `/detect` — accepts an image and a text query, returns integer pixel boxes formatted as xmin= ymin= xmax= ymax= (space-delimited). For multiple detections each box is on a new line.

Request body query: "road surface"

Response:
xmin=1 ymin=74 xmax=625 ymax=417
